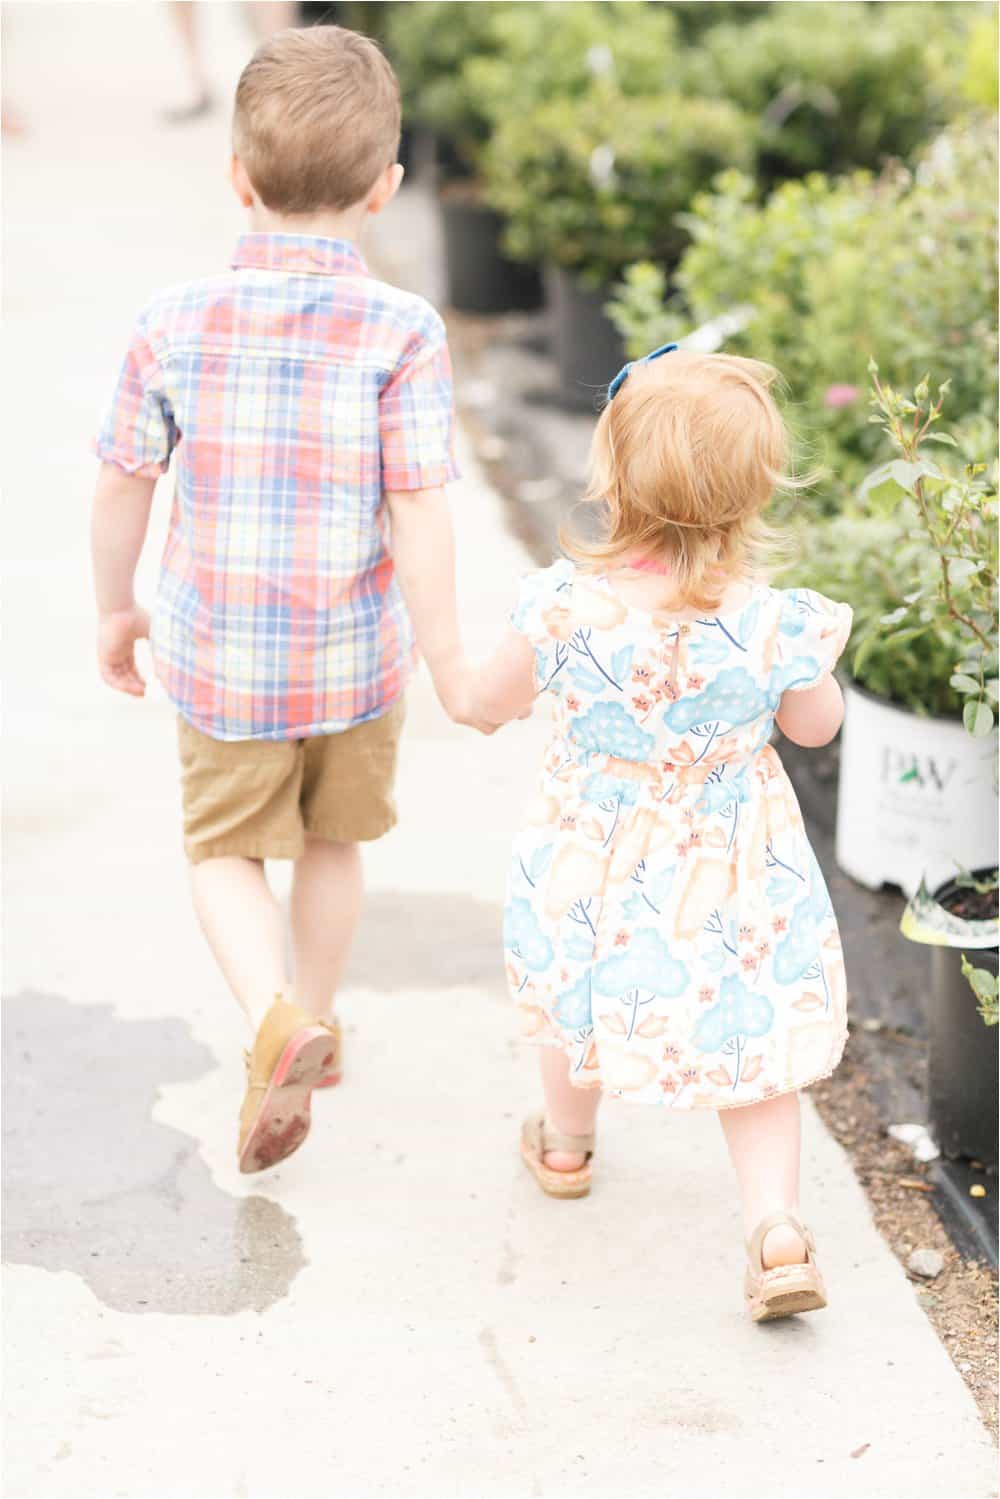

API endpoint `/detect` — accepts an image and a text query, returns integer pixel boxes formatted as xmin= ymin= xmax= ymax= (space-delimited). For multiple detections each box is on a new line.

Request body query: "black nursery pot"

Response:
xmin=926 ymin=877 xmax=999 ymax=1172
xmin=439 ymin=196 xmax=544 ymax=316
xmin=548 ymin=265 xmax=627 ymax=412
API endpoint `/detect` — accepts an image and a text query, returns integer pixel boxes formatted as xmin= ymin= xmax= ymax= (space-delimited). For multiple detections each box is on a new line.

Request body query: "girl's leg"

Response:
xmin=190 ymin=856 xmax=287 ymax=1029
xmin=719 ymin=1092 xmax=809 ymax=1267
xmin=538 ymin=1046 xmax=602 ymax=1171
xmin=289 ymin=836 xmax=363 ymax=1019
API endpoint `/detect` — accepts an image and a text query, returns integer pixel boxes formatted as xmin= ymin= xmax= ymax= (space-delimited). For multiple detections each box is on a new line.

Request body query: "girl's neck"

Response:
xmin=605 ymin=555 xmax=753 ymax=619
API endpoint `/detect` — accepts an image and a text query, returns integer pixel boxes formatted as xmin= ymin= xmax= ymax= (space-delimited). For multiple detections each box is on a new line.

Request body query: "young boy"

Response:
xmin=91 ymin=26 xmax=485 ymax=1174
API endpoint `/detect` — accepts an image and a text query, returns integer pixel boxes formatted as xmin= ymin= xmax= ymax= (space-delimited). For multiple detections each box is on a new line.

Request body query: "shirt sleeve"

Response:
xmin=94 ymin=316 xmax=179 ymax=477
xmin=775 ymin=588 xmax=854 ymax=694
xmin=379 ymin=320 xmax=459 ymax=491
xmin=510 ymin=561 xmax=574 ymax=695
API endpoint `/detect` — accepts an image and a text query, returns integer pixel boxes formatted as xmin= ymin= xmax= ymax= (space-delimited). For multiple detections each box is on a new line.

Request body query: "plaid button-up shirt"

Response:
xmin=96 ymin=233 xmax=458 ymax=740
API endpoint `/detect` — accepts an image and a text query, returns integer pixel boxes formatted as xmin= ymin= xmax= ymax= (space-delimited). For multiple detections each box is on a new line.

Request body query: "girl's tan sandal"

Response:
xmin=520 ymin=1114 xmax=595 ymax=1199
xmin=745 ymin=1211 xmax=828 ymax=1322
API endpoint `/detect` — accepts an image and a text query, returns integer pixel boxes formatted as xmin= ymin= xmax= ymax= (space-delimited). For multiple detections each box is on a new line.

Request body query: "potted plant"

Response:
xmin=901 ymin=872 xmax=998 ymax=1170
xmin=798 ymin=371 xmax=997 ymax=894
xmin=853 ymin=366 xmax=999 ymax=1171
xmin=841 ymin=370 xmax=997 ymax=893
xmin=385 ymin=1 xmax=543 ymax=315
xmin=483 ymin=87 xmax=751 ymax=406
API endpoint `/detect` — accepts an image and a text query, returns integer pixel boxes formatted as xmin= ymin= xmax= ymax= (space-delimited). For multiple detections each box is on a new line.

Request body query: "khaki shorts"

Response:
xmin=177 ymin=700 xmax=405 ymax=864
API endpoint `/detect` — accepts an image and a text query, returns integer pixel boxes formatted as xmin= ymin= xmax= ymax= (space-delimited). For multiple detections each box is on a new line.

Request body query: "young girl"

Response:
xmin=475 ymin=346 xmax=852 ymax=1323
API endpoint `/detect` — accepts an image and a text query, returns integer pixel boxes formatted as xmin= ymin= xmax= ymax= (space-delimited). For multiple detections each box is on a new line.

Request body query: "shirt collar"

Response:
xmin=232 ymin=232 xmax=370 ymax=278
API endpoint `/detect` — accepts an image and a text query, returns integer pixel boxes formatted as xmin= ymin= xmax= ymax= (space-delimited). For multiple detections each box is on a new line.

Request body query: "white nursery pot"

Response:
xmin=835 ymin=681 xmax=998 ymax=896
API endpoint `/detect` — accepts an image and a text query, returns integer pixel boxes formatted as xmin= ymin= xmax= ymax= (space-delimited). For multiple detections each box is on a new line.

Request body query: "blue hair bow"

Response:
xmin=607 ymin=341 xmax=678 ymax=401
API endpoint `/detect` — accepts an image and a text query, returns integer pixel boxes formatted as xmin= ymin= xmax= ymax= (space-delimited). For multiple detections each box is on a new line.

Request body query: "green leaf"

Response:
xmin=888 ymin=458 xmax=944 ymax=494
xmin=924 ymin=431 xmax=958 ymax=446
xmin=962 ymin=957 xmax=1000 ymax=1025
xmin=986 ymin=679 xmax=1000 ymax=704
xmin=948 ymin=558 xmax=980 ymax=585
xmin=963 ymin=699 xmax=995 ymax=736
xmin=950 ymin=673 xmax=981 ymax=693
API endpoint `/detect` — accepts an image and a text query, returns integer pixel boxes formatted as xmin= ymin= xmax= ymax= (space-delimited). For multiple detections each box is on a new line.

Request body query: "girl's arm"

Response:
xmin=775 ymin=673 xmax=844 ymax=748
xmin=475 ymin=626 xmax=538 ymax=726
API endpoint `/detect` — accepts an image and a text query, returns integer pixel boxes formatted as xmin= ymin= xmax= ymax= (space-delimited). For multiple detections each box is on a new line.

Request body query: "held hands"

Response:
xmin=431 ymin=654 xmax=530 ymax=735
xmin=431 ymin=656 xmax=501 ymax=735
xmin=97 ymin=605 xmax=150 ymax=697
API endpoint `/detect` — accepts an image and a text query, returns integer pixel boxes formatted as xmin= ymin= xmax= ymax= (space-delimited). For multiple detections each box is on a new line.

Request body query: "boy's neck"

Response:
xmin=246 ymin=201 xmax=367 ymax=246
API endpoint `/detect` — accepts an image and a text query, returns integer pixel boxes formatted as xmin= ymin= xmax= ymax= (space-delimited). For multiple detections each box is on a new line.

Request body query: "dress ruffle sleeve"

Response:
xmin=775 ymin=588 xmax=854 ymax=694
xmin=510 ymin=559 xmax=575 ymax=695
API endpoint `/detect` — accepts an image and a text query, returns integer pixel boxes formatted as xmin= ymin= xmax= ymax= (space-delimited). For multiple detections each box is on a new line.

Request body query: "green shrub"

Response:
xmin=483 ymin=88 xmax=753 ymax=285
xmin=793 ymin=373 xmax=998 ymax=720
xmin=685 ymin=2 xmax=963 ymax=188
xmin=385 ymin=1 xmax=513 ymax=170
xmin=467 ymin=0 xmax=680 ymax=124
xmin=608 ymin=122 xmax=998 ymax=499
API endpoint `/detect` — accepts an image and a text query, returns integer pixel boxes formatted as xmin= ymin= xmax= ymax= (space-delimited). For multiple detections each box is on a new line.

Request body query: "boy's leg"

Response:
xmin=290 ymin=835 xmax=363 ymax=1018
xmin=189 ymin=857 xmax=287 ymax=1030
xmin=294 ymin=701 xmax=405 ymax=1017
xmin=537 ymin=1046 xmax=602 ymax=1170
xmin=718 ymin=1092 xmax=808 ymax=1267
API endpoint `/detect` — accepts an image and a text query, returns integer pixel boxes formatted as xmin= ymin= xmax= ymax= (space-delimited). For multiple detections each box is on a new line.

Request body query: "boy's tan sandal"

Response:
xmin=745 ymin=1211 xmax=827 ymax=1322
xmin=520 ymin=1113 xmax=595 ymax=1199
xmin=238 ymin=996 xmax=342 ymax=1175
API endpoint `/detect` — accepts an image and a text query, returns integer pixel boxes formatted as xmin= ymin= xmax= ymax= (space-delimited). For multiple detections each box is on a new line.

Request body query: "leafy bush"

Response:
xmin=684 ymin=2 xmax=964 ymax=188
xmin=385 ymin=1 xmax=513 ymax=172
xmin=467 ymin=0 xmax=680 ymax=123
xmin=794 ymin=374 xmax=998 ymax=720
xmin=608 ymin=122 xmax=998 ymax=499
xmin=483 ymin=88 xmax=753 ymax=285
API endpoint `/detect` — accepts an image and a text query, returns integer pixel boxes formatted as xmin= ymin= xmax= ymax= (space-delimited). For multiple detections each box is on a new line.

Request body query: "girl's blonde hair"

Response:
xmin=563 ymin=349 xmax=804 ymax=611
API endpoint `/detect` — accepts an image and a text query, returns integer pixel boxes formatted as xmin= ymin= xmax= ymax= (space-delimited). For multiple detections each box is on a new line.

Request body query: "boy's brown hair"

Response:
xmin=233 ymin=25 xmax=401 ymax=214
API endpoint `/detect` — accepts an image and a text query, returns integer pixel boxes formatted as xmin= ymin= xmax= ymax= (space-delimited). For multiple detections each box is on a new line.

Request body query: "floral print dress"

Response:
xmin=503 ymin=561 xmax=853 ymax=1109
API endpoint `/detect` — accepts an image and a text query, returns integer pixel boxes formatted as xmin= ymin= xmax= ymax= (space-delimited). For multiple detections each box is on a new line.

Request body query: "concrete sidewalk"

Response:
xmin=2 ymin=6 xmax=996 ymax=1496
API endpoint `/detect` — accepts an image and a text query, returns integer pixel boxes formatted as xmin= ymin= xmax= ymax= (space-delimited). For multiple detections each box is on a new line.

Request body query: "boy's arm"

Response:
xmin=91 ymin=462 xmax=156 ymax=697
xmin=775 ymin=673 xmax=844 ymax=747
xmin=386 ymin=484 xmax=499 ymax=734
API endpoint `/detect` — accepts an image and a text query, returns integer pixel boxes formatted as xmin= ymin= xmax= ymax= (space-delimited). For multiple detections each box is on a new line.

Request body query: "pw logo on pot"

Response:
xmin=886 ymin=752 xmax=957 ymax=792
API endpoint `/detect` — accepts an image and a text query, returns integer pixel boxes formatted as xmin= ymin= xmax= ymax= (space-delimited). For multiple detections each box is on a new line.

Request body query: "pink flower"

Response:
xmin=565 ymin=694 xmax=581 ymax=712
xmin=663 ymin=1044 xmax=681 ymax=1063
xmin=686 ymin=674 xmax=705 ymax=690
xmin=614 ymin=929 xmax=630 ymax=948
xmin=741 ymin=953 xmax=757 ymax=972
xmin=824 ymin=383 xmax=859 ymax=410
xmin=698 ymin=985 xmax=715 ymax=1004
xmin=660 ymin=1075 xmax=679 ymax=1094
xmin=632 ymin=694 xmax=652 ymax=713
xmin=772 ymin=916 xmax=788 ymax=934
xmin=680 ymin=1066 xmax=700 ymax=1085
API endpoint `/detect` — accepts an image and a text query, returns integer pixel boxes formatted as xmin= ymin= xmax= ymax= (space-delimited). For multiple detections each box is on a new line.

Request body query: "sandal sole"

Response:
xmin=238 ymin=1027 xmax=339 ymax=1175
xmin=747 ymin=1265 xmax=828 ymax=1322
xmin=519 ymin=1139 xmax=592 ymax=1199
